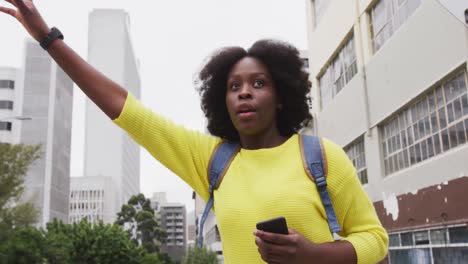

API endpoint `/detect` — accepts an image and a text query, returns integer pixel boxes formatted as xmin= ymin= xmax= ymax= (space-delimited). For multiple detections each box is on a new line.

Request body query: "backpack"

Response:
xmin=197 ymin=134 xmax=342 ymax=247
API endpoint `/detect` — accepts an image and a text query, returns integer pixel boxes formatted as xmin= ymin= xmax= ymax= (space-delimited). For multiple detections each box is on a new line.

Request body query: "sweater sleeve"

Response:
xmin=112 ymin=92 xmax=220 ymax=201
xmin=323 ymin=138 xmax=389 ymax=264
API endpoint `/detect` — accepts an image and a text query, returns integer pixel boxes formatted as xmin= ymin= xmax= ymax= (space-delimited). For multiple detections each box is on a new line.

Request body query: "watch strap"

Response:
xmin=40 ymin=27 xmax=64 ymax=50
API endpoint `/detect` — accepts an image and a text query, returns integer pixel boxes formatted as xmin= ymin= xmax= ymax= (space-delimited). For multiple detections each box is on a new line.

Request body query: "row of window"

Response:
xmin=344 ymin=70 xmax=468 ymax=184
xmin=381 ymin=71 xmax=468 ymax=175
xmin=70 ymin=189 xmax=105 ymax=200
xmin=0 ymin=80 xmax=14 ymax=89
xmin=314 ymin=0 xmax=422 ymax=107
xmin=388 ymin=225 xmax=468 ymax=264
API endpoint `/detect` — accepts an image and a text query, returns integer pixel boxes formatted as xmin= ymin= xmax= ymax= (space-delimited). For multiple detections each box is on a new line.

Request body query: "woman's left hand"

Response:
xmin=254 ymin=228 xmax=316 ymax=264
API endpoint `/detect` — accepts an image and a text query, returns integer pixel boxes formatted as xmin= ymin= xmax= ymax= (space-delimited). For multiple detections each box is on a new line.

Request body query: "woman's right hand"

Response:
xmin=0 ymin=0 xmax=50 ymax=41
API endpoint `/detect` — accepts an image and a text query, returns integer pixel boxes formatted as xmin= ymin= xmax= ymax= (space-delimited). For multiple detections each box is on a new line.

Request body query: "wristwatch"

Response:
xmin=39 ymin=27 xmax=64 ymax=50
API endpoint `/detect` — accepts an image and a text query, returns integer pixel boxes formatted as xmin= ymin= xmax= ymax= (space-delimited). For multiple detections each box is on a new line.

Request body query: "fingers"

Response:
xmin=4 ymin=0 xmax=18 ymax=8
xmin=0 ymin=6 xmax=16 ymax=17
xmin=12 ymin=0 xmax=29 ymax=13
xmin=255 ymin=230 xmax=297 ymax=245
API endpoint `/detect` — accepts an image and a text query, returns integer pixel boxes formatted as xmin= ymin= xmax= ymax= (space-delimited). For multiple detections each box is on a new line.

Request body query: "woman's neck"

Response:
xmin=239 ymin=130 xmax=289 ymax=150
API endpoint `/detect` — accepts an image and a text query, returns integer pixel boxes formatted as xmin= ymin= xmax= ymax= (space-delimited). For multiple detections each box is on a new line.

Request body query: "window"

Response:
xmin=389 ymin=225 xmax=468 ymax=264
xmin=369 ymin=0 xmax=422 ymax=52
xmin=319 ymin=34 xmax=357 ymax=107
xmin=0 ymin=101 xmax=14 ymax=110
xmin=0 ymin=122 xmax=12 ymax=131
xmin=0 ymin=80 xmax=14 ymax=89
xmin=381 ymin=71 xmax=468 ymax=175
xmin=312 ymin=0 xmax=330 ymax=27
xmin=345 ymin=138 xmax=368 ymax=184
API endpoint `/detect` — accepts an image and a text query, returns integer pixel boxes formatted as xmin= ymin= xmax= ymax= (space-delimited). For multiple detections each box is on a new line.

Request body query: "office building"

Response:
xmin=75 ymin=9 xmax=141 ymax=223
xmin=19 ymin=39 xmax=74 ymax=226
xmin=69 ymin=176 xmax=118 ymax=224
xmin=306 ymin=0 xmax=468 ymax=262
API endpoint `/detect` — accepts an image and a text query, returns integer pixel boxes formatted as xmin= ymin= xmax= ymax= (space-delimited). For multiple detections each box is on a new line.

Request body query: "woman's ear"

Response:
xmin=277 ymin=104 xmax=283 ymax=111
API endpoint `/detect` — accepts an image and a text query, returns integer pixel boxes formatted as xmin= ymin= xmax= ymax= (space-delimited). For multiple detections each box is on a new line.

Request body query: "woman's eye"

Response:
xmin=230 ymin=82 xmax=241 ymax=90
xmin=253 ymin=80 xmax=264 ymax=88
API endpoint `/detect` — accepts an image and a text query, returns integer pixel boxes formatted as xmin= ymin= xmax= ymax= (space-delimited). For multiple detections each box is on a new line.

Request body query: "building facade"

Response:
xmin=193 ymin=192 xmax=224 ymax=263
xmin=69 ymin=176 xmax=118 ymax=224
xmin=160 ymin=203 xmax=187 ymax=262
xmin=0 ymin=67 xmax=23 ymax=143
xmin=19 ymin=39 xmax=74 ymax=227
xmin=79 ymin=9 xmax=141 ymax=223
xmin=306 ymin=0 xmax=468 ymax=263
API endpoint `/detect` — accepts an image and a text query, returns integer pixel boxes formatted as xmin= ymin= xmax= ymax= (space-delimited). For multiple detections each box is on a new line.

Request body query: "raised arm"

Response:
xmin=0 ymin=0 xmax=127 ymax=119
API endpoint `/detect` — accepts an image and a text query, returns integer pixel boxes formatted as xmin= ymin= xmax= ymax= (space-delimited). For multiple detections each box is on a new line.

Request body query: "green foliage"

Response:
xmin=0 ymin=219 xmax=164 ymax=264
xmin=0 ymin=227 xmax=45 ymax=264
xmin=115 ymin=193 xmax=166 ymax=254
xmin=183 ymin=246 xmax=219 ymax=264
xmin=0 ymin=143 xmax=42 ymax=231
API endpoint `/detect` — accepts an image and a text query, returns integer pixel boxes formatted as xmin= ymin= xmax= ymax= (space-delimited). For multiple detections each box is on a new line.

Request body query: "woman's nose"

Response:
xmin=238 ymin=84 xmax=252 ymax=99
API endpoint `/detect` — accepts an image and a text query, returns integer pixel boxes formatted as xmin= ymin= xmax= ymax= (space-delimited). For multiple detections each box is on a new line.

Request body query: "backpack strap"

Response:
xmin=299 ymin=134 xmax=342 ymax=238
xmin=198 ymin=141 xmax=240 ymax=247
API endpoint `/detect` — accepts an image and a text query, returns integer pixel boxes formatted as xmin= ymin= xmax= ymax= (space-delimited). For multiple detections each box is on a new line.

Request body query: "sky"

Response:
xmin=0 ymin=0 xmax=309 ymax=213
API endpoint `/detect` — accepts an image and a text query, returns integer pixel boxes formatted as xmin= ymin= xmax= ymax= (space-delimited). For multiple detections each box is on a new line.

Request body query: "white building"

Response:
xmin=71 ymin=9 xmax=142 ymax=224
xmin=306 ymin=0 xmax=468 ymax=263
xmin=69 ymin=176 xmax=118 ymax=224
xmin=0 ymin=67 xmax=23 ymax=143
xmin=19 ymin=39 xmax=74 ymax=227
xmin=193 ymin=193 xmax=224 ymax=263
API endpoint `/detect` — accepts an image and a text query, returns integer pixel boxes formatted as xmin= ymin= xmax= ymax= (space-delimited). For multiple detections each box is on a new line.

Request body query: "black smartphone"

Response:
xmin=256 ymin=216 xmax=289 ymax=235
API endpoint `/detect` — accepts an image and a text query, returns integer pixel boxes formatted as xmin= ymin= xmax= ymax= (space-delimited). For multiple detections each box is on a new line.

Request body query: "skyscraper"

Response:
xmin=20 ymin=39 xmax=74 ymax=227
xmin=78 ymin=9 xmax=141 ymax=221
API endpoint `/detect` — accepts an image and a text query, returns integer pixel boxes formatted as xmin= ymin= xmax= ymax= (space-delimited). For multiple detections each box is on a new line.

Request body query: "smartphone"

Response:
xmin=256 ymin=216 xmax=289 ymax=235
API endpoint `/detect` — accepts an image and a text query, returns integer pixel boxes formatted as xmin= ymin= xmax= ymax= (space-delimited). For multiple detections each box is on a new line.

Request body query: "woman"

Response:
xmin=0 ymin=1 xmax=388 ymax=263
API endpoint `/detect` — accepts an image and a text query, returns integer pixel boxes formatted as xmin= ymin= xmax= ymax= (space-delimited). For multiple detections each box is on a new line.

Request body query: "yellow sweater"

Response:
xmin=113 ymin=93 xmax=388 ymax=264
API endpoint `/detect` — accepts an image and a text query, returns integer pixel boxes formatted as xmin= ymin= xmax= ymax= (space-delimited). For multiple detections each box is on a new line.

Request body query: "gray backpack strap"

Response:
xmin=198 ymin=141 xmax=239 ymax=247
xmin=300 ymin=135 xmax=342 ymax=238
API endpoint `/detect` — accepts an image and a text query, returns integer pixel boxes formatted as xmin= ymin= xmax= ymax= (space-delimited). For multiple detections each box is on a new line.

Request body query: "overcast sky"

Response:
xmin=0 ymin=0 xmax=309 ymax=213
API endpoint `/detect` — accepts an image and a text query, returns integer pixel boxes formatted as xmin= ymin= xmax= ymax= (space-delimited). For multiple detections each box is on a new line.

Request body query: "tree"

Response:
xmin=183 ymin=246 xmax=219 ymax=264
xmin=0 ymin=219 xmax=164 ymax=264
xmin=0 ymin=143 xmax=41 ymax=243
xmin=115 ymin=193 xmax=166 ymax=254
xmin=0 ymin=143 xmax=42 ymax=226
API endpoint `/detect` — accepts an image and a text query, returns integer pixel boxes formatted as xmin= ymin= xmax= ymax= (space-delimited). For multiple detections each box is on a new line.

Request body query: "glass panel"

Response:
xmin=428 ymin=92 xmax=436 ymax=112
xmin=431 ymin=112 xmax=439 ymax=133
xmin=449 ymin=226 xmax=468 ymax=243
xmin=457 ymin=122 xmax=465 ymax=145
xmin=433 ymin=247 xmax=468 ymax=264
xmin=390 ymin=249 xmax=431 ymax=264
xmin=407 ymin=127 xmax=413 ymax=145
xmin=433 ymin=134 xmax=441 ymax=155
xmin=414 ymin=143 xmax=421 ymax=162
xmin=454 ymin=98 xmax=463 ymax=120
xmin=437 ymin=86 xmax=444 ymax=107
xmin=414 ymin=230 xmax=430 ymax=245
xmin=401 ymin=232 xmax=414 ymax=246
xmin=449 ymin=125 xmax=458 ymax=148
xmin=430 ymin=228 xmax=447 ymax=244
xmin=447 ymin=102 xmax=455 ymax=124
xmin=462 ymin=94 xmax=468 ymax=116
xmin=439 ymin=108 xmax=447 ymax=129
xmin=389 ymin=234 xmax=400 ymax=247
xmin=441 ymin=129 xmax=449 ymax=151
xmin=427 ymin=137 xmax=434 ymax=158
xmin=421 ymin=140 xmax=427 ymax=161
xmin=409 ymin=145 xmax=416 ymax=164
